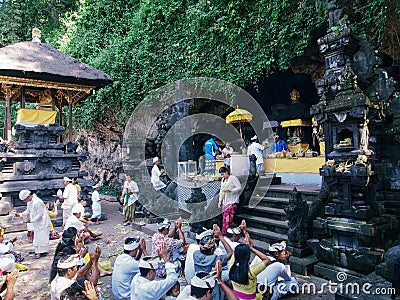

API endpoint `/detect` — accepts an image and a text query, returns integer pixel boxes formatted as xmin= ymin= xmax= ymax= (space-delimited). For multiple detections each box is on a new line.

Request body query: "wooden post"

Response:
xmin=68 ymin=100 xmax=73 ymax=142
xmin=5 ymin=87 xmax=11 ymax=141
xmin=21 ymin=86 xmax=25 ymax=108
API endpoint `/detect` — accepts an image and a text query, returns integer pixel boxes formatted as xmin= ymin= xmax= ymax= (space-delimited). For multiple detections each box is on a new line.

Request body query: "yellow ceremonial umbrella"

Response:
xmin=226 ymin=107 xmax=253 ymax=143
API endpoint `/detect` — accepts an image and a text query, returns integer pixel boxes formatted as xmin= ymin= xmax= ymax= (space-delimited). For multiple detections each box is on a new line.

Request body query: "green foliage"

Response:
xmin=59 ymin=0 xmax=328 ymax=127
xmin=1 ymin=0 xmax=399 ymax=129
xmin=0 ymin=0 xmax=78 ymax=47
xmin=100 ymin=185 xmax=121 ymax=197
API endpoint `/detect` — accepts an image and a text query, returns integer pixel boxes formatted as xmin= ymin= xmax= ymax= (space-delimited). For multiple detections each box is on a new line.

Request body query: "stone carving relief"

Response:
xmin=16 ymin=160 xmax=35 ymax=175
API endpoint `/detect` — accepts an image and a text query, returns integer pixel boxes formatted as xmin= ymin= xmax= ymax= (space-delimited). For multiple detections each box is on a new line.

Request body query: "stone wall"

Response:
xmin=75 ymin=112 xmax=125 ymax=189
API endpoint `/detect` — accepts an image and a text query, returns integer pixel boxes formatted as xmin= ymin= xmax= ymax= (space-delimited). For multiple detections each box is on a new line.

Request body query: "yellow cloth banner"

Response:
xmin=16 ymin=108 xmax=56 ymax=125
xmin=264 ymin=157 xmax=325 ymax=174
xmin=280 ymin=119 xmax=311 ymax=127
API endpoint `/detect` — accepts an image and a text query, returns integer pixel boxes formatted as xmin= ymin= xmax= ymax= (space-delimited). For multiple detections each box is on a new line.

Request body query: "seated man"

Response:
xmin=151 ymin=218 xmax=185 ymax=278
xmin=50 ymin=249 xmax=100 ymax=300
xmin=130 ymin=243 xmax=178 ymax=300
xmin=112 ymin=237 xmax=148 ymax=300
xmin=178 ymin=260 xmax=239 ymax=300
xmin=64 ymin=206 xmax=102 ymax=244
xmin=193 ymin=224 xmax=233 ymax=300
xmin=185 ymin=228 xmax=212 ymax=284
xmin=252 ymin=242 xmax=298 ymax=300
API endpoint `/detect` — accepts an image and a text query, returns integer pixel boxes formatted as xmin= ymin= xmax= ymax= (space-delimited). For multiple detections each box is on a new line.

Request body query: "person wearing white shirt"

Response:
xmin=90 ymin=184 xmax=102 ymax=224
xmin=58 ymin=177 xmax=78 ymax=227
xmin=112 ymin=237 xmax=148 ymax=300
xmin=130 ymin=243 xmax=178 ymax=300
xmin=247 ymin=136 xmax=265 ymax=174
xmin=218 ymin=167 xmax=242 ymax=235
xmin=64 ymin=206 xmax=102 ymax=243
xmin=151 ymin=157 xmax=167 ymax=193
xmin=252 ymin=242 xmax=298 ymax=300
xmin=18 ymin=190 xmax=50 ymax=259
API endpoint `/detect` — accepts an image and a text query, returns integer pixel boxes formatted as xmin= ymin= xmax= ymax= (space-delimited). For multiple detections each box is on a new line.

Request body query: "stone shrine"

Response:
xmin=0 ymin=29 xmax=112 ymax=229
xmin=308 ymin=0 xmax=399 ymax=278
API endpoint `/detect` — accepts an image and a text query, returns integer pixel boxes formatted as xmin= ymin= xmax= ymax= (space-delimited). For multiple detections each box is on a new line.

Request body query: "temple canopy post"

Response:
xmin=68 ymin=98 xmax=73 ymax=142
xmin=21 ymin=86 xmax=25 ymax=108
xmin=5 ymin=86 xmax=11 ymax=141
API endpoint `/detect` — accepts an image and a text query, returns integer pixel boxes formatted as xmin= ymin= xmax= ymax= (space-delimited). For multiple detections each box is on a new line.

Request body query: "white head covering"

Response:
xmin=139 ymin=257 xmax=160 ymax=269
xmin=191 ymin=271 xmax=217 ymax=289
xmin=227 ymin=226 xmax=241 ymax=235
xmin=274 ymin=135 xmax=280 ymax=139
xmin=57 ymin=254 xmax=86 ymax=269
xmin=19 ymin=190 xmax=31 ymax=201
xmin=71 ymin=205 xmax=82 ymax=214
xmin=153 ymin=157 xmax=159 ymax=164
xmin=124 ymin=238 xmax=140 ymax=251
xmin=269 ymin=241 xmax=286 ymax=252
xmin=157 ymin=218 xmax=171 ymax=230
xmin=92 ymin=184 xmax=100 ymax=189
xmin=251 ymin=135 xmax=257 ymax=141
xmin=195 ymin=229 xmax=212 ymax=241
xmin=63 ymin=176 xmax=72 ymax=182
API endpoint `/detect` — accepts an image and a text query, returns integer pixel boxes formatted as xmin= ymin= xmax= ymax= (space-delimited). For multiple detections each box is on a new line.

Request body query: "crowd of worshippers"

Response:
xmin=111 ymin=218 xmax=297 ymax=300
xmin=0 ymin=176 xmax=106 ymax=299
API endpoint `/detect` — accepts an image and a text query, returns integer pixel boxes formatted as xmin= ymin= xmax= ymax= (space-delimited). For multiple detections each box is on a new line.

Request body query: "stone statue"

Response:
xmin=360 ymin=118 xmax=370 ymax=153
xmin=284 ymin=187 xmax=309 ymax=244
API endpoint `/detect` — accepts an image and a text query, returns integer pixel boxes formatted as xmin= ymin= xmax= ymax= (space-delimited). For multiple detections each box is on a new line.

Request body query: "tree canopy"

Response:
xmin=1 ymin=0 xmax=399 ymax=129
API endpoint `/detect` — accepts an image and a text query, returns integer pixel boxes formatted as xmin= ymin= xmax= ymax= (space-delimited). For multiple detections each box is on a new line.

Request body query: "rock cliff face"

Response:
xmin=75 ymin=112 xmax=125 ymax=189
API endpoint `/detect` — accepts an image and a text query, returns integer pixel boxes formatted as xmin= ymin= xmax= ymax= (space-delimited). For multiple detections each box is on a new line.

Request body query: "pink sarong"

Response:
xmin=222 ymin=203 xmax=238 ymax=234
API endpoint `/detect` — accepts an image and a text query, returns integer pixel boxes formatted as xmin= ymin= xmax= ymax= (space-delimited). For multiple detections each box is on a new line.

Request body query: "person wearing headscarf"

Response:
xmin=130 ymin=243 xmax=178 ymax=300
xmin=193 ymin=224 xmax=233 ymax=300
xmin=151 ymin=157 xmax=167 ymax=193
xmin=247 ymin=135 xmax=265 ymax=174
xmin=58 ymin=177 xmax=78 ymax=227
xmin=151 ymin=218 xmax=185 ymax=278
xmin=90 ymin=184 xmax=102 ymax=225
xmin=17 ymin=190 xmax=50 ymax=259
xmin=112 ymin=237 xmax=148 ymax=300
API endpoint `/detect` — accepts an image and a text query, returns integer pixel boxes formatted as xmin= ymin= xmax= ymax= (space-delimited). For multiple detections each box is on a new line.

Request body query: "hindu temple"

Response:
xmin=0 ymin=28 xmax=112 ymax=228
xmin=306 ymin=0 xmax=400 ymax=292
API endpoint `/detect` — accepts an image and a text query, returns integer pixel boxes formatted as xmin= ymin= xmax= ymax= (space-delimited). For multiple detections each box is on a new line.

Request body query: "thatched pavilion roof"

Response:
xmin=0 ymin=41 xmax=112 ymax=91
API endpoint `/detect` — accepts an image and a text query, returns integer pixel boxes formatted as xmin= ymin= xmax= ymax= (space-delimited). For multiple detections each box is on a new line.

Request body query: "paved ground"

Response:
xmin=4 ymin=200 xmax=335 ymax=299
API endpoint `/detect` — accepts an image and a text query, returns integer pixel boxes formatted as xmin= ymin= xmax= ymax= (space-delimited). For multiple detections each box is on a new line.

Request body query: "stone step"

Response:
xmin=246 ymin=226 xmax=287 ymax=244
xmin=250 ymin=196 xmax=289 ymax=209
xmin=237 ymin=214 xmax=288 ymax=229
xmin=241 ymin=205 xmax=287 ymax=221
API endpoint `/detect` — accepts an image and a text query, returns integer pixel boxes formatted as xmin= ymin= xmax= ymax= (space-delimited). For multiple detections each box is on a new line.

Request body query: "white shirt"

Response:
xmin=112 ymin=253 xmax=140 ymax=300
xmin=61 ymin=183 xmax=78 ymax=210
xmin=219 ymin=175 xmax=242 ymax=206
xmin=50 ymin=275 xmax=75 ymax=300
xmin=151 ymin=165 xmax=166 ymax=191
xmin=176 ymin=285 xmax=192 ymax=300
xmin=130 ymin=262 xmax=178 ymax=300
xmin=247 ymin=142 xmax=265 ymax=165
xmin=184 ymin=244 xmax=200 ymax=284
xmin=64 ymin=214 xmax=85 ymax=231
xmin=91 ymin=190 xmax=102 ymax=218
xmin=21 ymin=194 xmax=51 ymax=231
xmin=72 ymin=203 xmax=85 ymax=219
xmin=251 ymin=256 xmax=292 ymax=286
xmin=218 ymin=236 xmax=239 ymax=254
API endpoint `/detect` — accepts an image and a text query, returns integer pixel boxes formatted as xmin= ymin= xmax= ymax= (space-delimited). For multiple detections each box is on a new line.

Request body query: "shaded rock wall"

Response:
xmin=76 ymin=112 xmax=125 ymax=188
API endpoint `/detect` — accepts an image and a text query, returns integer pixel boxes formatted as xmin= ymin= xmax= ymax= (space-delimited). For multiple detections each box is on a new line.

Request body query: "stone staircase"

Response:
xmin=236 ymin=178 xmax=320 ymax=252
